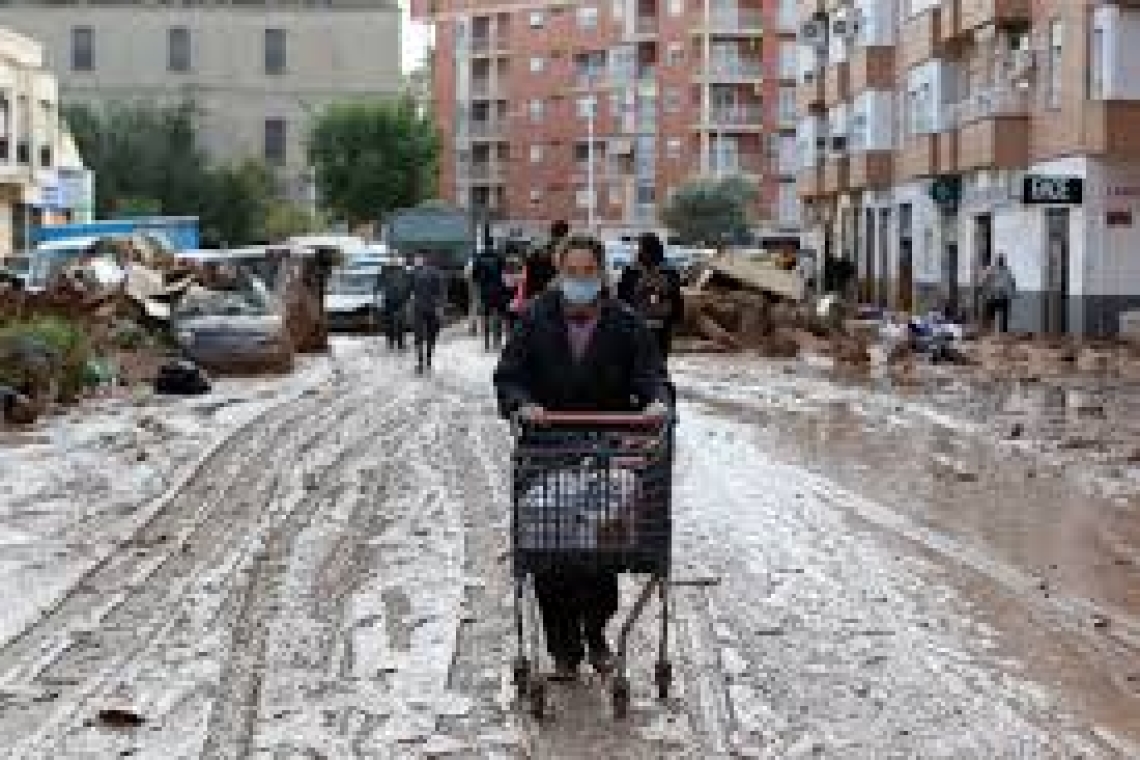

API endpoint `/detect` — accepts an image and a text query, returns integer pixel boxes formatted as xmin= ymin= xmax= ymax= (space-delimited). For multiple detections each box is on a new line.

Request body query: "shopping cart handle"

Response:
xmin=531 ymin=411 xmax=666 ymax=428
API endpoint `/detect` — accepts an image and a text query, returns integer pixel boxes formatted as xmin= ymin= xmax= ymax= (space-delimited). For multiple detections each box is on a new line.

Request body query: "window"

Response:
xmin=530 ymin=189 xmax=543 ymax=204
xmin=666 ymin=138 xmax=682 ymax=159
xmin=576 ymin=95 xmax=597 ymax=119
xmin=574 ymin=142 xmax=590 ymax=164
xmin=265 ymin=28 xmax=286 ymax=75
xmin=1048 ymin=19 xmax=1064 ymax=109
xmin=168 ymin=27 xmax=191 ymax=73
xmin=577 ymin=6 xmax=599 ymax=29
xmin=669 ymin=0 xmax=684 ymax=15
xmin=664 ymin=87 xmax=682 ymax=114
xmin=264 ymin=118 xmax=287 ymax=165
xmin=530 ymin=56 xmax=545 ymax=73
xmin=636 ymin=185 xmax=656 ymax=204
xmin=528 ymin=99 xmax=544 ymax=122
xmin=71 ymin=27 xmax=94 ymax=72
xmin=529 ymin=10 xmax=545 ymax=28
xmin=575 ymin=188 xmax=594 ymax=209
xmin=1090 ymin=25 xmax=1104 ymax=100
xmin=666 ymin=43 xmax=685 ymax=66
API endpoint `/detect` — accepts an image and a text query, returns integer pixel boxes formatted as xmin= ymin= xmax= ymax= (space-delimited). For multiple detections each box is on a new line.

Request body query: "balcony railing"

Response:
xmin=700 ymin=60 xmax=765 ymax=79
xmin=468 ymin=120 xmax=508 ymax=138
xmin=471 ymin=78 xmax=499 ymax=97
xmin=706 ymin=105 xmax=764 ymax=126
xmin=704 ymin=8 xmax=765 ymax=32
xmin=951 ymin=87 xmax=1029 ymax=126
xmin=635 ymin=15 xmax=658 ymax=34
xmin=467 ymin=161 xmax=506 ymax=181
xmin=698 ymin=151 xmax=767 ymax=176
xmin=470 ymin=33 xmax=508 ymax=53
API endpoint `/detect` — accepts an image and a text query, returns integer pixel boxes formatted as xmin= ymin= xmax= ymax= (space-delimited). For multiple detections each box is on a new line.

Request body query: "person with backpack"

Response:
xmin=617 ymin=232 xmax=685 ymax=359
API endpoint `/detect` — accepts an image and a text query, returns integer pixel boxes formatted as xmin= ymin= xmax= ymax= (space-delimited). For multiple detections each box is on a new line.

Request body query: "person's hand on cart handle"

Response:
xmin=516 ymin=404 xmax=545 ymax=424
xmin=644 ymin=400 xmax=670 ymax=420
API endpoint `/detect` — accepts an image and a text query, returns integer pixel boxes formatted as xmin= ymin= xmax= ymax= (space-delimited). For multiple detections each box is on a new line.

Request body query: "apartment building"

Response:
xmin=798 ymin=0 xmax=1140 ymax=337
xmin=2 ymin=1 xmax=402 ymax=202
xmin=412 ymin=0 xmax=802 ymax=241
xmin=1 ymin=27 xmax=89 ymax=258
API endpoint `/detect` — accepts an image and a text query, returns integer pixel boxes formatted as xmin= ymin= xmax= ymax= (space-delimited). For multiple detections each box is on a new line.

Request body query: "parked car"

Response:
xmin=173 ymin=274 xmax=293 ymax=374
xmin=325 ymin=265 xmax=384 ymax=333
xmin=0 ymin=255 xmax=30 ymax=289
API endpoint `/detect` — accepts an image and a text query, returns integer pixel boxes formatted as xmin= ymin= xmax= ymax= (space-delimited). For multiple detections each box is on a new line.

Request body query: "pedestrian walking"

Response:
xmin=617 ymin=232 xmax=685 ymax=359
xmin=981 ymin=254 xmax=1016 ymax=334
xmin=380 ymin=263 xmax=412 ymax=351
xmin=494 ymin=232 xmax=673 ymax=680
xmin=409 ymin=253 xmax=445 ymax=374
xmin=471 ymin=246 xmax=511 ymax=350
xmin=519 ymin=219 xmax=565 ymax=305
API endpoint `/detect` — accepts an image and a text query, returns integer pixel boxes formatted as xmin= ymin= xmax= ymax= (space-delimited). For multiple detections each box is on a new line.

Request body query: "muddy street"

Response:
xmin=0 ymin=338 xmax=1137 ymax=758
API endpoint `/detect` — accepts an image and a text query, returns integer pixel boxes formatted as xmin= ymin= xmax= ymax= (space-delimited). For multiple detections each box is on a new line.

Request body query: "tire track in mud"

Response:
xmin=0 ymin=376 xmax=392 ymax=758
xmin=200 ymin=386 xmax=429 ymax=759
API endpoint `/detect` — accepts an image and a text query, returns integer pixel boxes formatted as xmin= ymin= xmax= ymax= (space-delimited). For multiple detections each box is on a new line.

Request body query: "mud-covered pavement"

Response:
xmin=0 ymin=338 xmax=1137 ymax=758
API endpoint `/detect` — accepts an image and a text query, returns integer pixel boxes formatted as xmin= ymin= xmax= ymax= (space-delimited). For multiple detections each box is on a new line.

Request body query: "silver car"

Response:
xmin=173 ymin=281 xmax=294 ymax=374
xmin=325 ymin=265 xmax=384 ymax=333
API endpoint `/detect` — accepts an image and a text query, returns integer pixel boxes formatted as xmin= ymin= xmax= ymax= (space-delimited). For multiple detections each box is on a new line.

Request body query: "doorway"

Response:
xmin=973 ymin=214 xmax=993 ymax=322
xmin=878 ymin=208 xmax=891 ymax=308
xmin=864 ymin=208 xmax=876 ymax=304
xmin=1043 ymin=208 xmax=1070 ymax=335
xmin=897 ymin=203 xmax=914 ymax=312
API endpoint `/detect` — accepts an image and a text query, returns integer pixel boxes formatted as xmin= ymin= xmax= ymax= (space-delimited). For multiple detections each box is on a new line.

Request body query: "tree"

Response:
xmin=64 ymin=102 xmax=296 ymax=247
xmin=308 ymin=98 xmax=440 ymax=226
xmin=660 ymin=176 xmax=758 ymax=246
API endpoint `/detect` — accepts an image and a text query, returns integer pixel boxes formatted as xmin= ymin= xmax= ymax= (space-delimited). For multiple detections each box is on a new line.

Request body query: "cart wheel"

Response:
xmin=612 ymin=676 xmax=631 ymax=720
xmin=528 ymin=677 xmax=546 ymax=720
xmin=513 ymin=657 xmax=531 ymax=698
xmin=654 ymin=661 xmax=672 ymax=700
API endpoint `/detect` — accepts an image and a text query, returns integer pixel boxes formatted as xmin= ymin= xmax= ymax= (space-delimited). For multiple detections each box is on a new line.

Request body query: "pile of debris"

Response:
xmin=678 ymin=255 xmax=867 ymax=365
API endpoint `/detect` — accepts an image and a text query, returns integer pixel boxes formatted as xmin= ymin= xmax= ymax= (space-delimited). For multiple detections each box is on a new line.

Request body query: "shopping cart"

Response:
xmin=510 ymin=411 xmax=673 ymax=720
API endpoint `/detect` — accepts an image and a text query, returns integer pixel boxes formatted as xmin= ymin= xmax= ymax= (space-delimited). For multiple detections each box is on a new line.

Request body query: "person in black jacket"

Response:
xmin=520 ymin=219 xmax=566 ymax=304
xmin=409 ymin=253 xmax=445 ymax=374
xmin=494 ymin=233 xmax=673 ymax=679
xmin=471 ymin=247 xmax=510 ymax=350
xmin=617 ymin=232 xmax=685 ymax=359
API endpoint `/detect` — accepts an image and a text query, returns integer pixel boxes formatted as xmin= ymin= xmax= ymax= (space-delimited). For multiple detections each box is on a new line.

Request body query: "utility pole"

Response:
xmin=587 ymin=95 xmax=596 ymax=232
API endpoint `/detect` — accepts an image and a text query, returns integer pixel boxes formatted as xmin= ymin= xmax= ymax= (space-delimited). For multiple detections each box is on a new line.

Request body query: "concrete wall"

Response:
xmin=3 ymin=6 xmax=402 ymax=195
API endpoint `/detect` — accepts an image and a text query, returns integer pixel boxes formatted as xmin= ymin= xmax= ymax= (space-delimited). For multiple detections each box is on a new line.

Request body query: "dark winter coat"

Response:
xmin=409 ymin=264 xmax=444 ymax=317
xmin=522 ymin=249 xmax=558 ymax=301
xmin=616 ymin=265 xmax=685 ymax=332
xmin=380 ymin=266 xmax=412 ymax=313
xmin=472 ymin=251 xmax=510 ymax=309
xmin=494 ymin=291 xmax=673 ymax=418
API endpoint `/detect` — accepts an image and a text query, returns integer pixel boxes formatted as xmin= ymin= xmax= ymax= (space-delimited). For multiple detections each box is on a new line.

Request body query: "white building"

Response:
xmin=1 ymin=27 xmax=89 ymax=259
xmin=2 ymin=1 xmax=403 ymax=203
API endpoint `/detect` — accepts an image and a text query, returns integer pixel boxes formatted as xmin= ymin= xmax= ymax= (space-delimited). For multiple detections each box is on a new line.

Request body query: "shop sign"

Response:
xmin=1021 ymin=175 xmax=1083 ymax=205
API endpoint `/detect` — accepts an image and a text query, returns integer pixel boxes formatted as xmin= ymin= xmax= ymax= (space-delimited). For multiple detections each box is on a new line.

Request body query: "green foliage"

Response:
xmin=64 ymin=101 xmax=301 ymax=247
xmin=0 ymin=316 xmax=92 ymax=401
xmin=308 ymin=98 xmax=441 ymax=226
xmin=660 ymin=176 xmax=758 ymax=246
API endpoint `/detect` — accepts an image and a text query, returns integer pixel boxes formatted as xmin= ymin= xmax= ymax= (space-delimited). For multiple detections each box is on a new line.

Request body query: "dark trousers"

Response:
xmin=535 ymin=569 xmax=618 ymax=667
xmin=651 ymin=327 xmax=672 ymax=360
xmin=384 ymin=308 xmax=406 ymax=349
xmin=987 ymin=298 xmax=1011 ymax=333
xmin=413 ymin=311 xmax=440 ymax=369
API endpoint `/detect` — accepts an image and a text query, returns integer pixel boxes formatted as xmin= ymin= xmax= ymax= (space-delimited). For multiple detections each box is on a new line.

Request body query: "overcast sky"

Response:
xmin=401 ymin=0 xmax=433 ymax=73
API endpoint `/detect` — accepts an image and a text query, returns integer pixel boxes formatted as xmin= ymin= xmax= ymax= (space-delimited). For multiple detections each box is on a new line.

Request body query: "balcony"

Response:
xmin=848 ymin=151 xmax=893 ymax=190
xmin=694 ymin=151 xmax=767 ymax=179
xmin=470 ymin=33 xmax=509 ymax=56
xmin=468 ymin=120 xmax=509 ymax=140
xmin=798 ymin=164 xmax=825 ymax=199
xmin=695 ymin=60 xmax=765 ymax=82
xmin=798 ymin=70 xmax=825 ymax=112
xmin=952 ymin=87 xmax=1029 ymax=169
xmin=1083 ymin=101 xmax=1140 ymax=160
xmin=467 ymin=161 xmax=506 ymax=182
xmin=823 ymin=61 xmax=850 ymax=107
xmin=822 ymin=155 xmax=850 ymax=194
xmin=470 ymin=78 xmax=502 ymax=98
xmin=634 ymin=15 xmax=658 ymax=36
xmin=849 ymin=46 xmax=894 ymax=93
xmin=697 ymin=104 xmax=765 ymax=131
xmin=898 ymin=134 xmax=940 ymax=179
xmin=693 ymin=8 xmax=765 ymax=36
xmin=899 ymin=7 xmax=942 ymax=69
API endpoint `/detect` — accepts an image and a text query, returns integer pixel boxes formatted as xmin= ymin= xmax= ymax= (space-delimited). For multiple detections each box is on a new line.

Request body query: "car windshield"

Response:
xmin=328 ymin=270 xmax=378 ymax=295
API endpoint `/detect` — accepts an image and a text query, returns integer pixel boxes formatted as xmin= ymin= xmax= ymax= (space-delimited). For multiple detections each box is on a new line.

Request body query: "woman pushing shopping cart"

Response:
xmin=493 ymin=232 xmax=675 ymax=719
